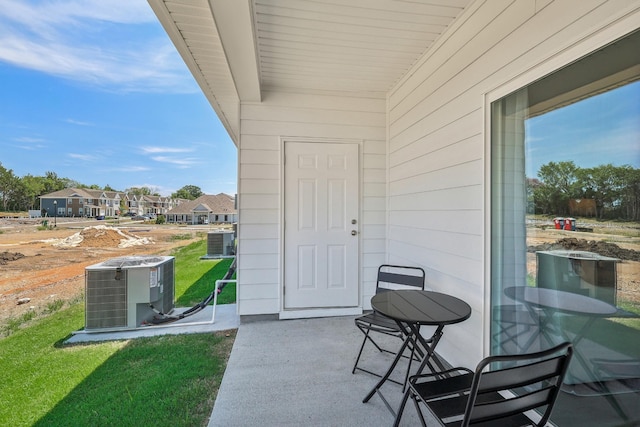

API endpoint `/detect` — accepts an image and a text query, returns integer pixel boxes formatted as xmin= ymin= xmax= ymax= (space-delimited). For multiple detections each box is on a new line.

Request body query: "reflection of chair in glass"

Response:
xmin=561 ymin=358 xmax=640 ymax=423
xmin=589 ymin=359 xmax=640 ymax=395
xmin=492 ymin=304 xmax=538 ymax=353
xmin=352 ymin=264 xmax=425 ymax=382
xmin=393 ymin=342 xmax=573 ymax=427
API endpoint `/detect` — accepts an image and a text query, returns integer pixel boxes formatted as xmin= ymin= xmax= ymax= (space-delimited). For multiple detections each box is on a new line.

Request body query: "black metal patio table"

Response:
xmin=362 ymin=289 xmax=471 ymax=417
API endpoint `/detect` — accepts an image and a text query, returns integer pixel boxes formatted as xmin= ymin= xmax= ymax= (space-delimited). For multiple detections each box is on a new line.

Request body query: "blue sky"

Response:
xmin=0 ymin=0 xmax=236 ymax=196
xmin=525 ymin=80 xmax=640 ymax=179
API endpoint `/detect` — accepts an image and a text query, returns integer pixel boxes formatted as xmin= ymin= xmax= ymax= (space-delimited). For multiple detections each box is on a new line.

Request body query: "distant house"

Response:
xmin=165 ymin=193 xmax=237 ymax=225
xmin=141 ymin=194 xmax=182 ymax=216
xmin=39 ymin=189 xmax=184 ymax=218
xmin=39 ymin=188 xmax=123 ymax=218
xmin=123 ymin=193 xmax=141 ymax=216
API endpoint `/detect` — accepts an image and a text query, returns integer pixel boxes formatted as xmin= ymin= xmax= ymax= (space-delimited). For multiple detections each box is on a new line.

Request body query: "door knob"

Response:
xmin=351 ymin=230 xmax=358 ymax=236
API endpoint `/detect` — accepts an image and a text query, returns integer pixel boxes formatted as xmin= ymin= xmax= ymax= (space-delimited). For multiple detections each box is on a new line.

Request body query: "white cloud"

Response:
xmin=66 ymin=119 xmax=93 ymax=126
xmin=141 ymin=146 xmax=195 ymax=154
xmin=0 ymin=0 xmax=197 ymax=93
xmin=151 ymin=156 xmax=200 ymax=168
xmin=68 ymin=153 xmax=97 ymax=161
xmin=111 ymin=165 xmax=151 ymax=172
xmin=11 ymin=136 xmax=46 ymax=150
xmin=14 ymin=136 xmax=45 ymax=143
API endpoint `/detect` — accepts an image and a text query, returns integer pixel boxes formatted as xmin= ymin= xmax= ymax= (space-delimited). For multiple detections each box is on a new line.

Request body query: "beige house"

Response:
xmin=149 ymin=2 xmax=639 ymax=424
xmin=141 ymin=194 xmax=181 ymax=216
xmin=123 ymin=193 xmax=183 ymax=216
xmin=165 ymin=193 xmax=237 ymax=224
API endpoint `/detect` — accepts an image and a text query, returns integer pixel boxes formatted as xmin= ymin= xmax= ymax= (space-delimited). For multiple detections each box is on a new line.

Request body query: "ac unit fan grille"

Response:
xmin=162 ymin=260 xmax=174 ymax=313
xmin=207 ymin=233 xmax=224 ymax=255
xmin=86 ymin=269 xmax=128 ymax=329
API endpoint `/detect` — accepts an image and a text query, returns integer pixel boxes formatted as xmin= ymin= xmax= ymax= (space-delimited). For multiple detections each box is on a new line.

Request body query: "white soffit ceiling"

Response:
xmin=149 ymin=0 xmax=472 ymax=140
xmin=253 ymin=0 xmax=471 ymax=97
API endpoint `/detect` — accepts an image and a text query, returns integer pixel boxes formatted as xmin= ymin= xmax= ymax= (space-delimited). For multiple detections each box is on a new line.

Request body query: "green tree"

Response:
xmin=526 ymin=178 xmax=541 ymax=214
xmin=42 ymin=171 xmax=69 ymax=194
xmin=126 ymin=186 xmax=153 ymax=196
xmin=620 ymin=167 xmax=640 ymax=220
xmin=531 ymin=161 xmax=639 ymax=220
xmin=0 ymin=163 xmax=19 ymax=211
xmin=16 ymin=174 xmax=46 ymax=211
xmin=585 ymin=164 xmax=634 ymax=219
xmin=535 ymin=161 xmax=580 ymax=215
xmin=172 ymin=185 xmax=203 ymax=200
xmin=7 ymin=178 xmax=29 ymax=211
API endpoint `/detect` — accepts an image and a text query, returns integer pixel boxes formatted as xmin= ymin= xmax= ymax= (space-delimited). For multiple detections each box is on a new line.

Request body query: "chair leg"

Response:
xmin=353 ymin=326 xmax=389 ymax=373
xmin=364 ymin=330 xmax=387 ymax=353
xmin=352 ymin=328 xmax=371 ymax=374
xmin=411 ymin=392 xmax=428 ymax=427
xmin=392 ymin=388 xmax=413 ymax=427
xmin=403 ymin=336 xmax=419 ymax=390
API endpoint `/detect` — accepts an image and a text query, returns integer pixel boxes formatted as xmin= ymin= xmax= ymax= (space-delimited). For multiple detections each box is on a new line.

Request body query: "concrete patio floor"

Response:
xmin=208 ymin=315 xmax=640 ymax=426
xmin=208 ymin=314 xmax=427 ymax=427
xmin=63 ymin=303 xmax=639 ymax=425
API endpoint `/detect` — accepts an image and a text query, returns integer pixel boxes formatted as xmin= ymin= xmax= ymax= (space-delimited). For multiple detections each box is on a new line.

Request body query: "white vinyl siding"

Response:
xmin=237 ymin=91 xmax=386 ymax=316
xmin=386 ymin=0 xmax=639 ymax=368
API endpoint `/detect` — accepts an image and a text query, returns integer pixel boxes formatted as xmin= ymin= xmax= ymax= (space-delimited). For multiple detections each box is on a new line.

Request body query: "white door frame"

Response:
xmin=279 ymin=137 xmax=363 ymax=319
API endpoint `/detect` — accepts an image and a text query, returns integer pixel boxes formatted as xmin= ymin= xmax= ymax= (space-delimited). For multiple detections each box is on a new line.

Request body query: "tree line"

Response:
xmin=0 ymin=162 xmax=205 ymax=212
xmin=528 ymin=161 xmax=640 ymax=220
xmin=4 ymin=161 xmax=638 ymax=220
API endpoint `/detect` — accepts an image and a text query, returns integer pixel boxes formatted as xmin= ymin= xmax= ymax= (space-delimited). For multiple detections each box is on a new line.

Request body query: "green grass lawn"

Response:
xmin=174 ymin=239 xmax=236 ymax=306
xmin=560 ymin=313 xmax=640 ymax=360
xmin=0 ymin=238 xmax=236 ymax=427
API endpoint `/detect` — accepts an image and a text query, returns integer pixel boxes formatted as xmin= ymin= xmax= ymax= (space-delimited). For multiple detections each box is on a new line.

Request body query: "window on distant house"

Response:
xmin=491 ymin=30 xmax=639 ymax=427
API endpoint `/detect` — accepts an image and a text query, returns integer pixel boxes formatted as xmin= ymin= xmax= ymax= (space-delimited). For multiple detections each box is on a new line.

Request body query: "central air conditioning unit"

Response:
xmin=85 ymin=256 xmax=175 ymax=332
xmin=536 ymin=250 xmax=619 ymax=305
xmin=205 ymin=231 xmax=235 ymax=258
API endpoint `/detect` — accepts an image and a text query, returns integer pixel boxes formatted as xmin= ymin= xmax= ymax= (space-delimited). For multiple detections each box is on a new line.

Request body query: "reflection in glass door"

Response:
xmin=491 ymin=30 xmax=640 ymax=427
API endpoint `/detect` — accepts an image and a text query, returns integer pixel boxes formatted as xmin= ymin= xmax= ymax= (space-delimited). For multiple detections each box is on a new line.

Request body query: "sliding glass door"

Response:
xmin=491 ymin=30 xmax=640 ymax=426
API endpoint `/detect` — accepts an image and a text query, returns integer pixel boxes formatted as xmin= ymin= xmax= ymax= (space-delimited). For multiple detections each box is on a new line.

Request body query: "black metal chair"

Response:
xmin=352 ymin=264 xmax=426 ymax=383
xmin=394 ymin=342 xmax=573 ymax=427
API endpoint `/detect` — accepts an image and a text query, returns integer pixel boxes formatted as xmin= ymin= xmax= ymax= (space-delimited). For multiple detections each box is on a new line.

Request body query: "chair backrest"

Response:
xmin=463 ymin=342 xmax=573 ymax=427
xmin=375 ymin=264 xmax=425 ymax=294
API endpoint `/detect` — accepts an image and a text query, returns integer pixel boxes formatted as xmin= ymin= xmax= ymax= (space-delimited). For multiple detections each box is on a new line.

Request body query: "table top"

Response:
xmin=371 ymin=290 xmax=471 ymax=326
xmin=505 ymin=286 xmax=618 ymax=317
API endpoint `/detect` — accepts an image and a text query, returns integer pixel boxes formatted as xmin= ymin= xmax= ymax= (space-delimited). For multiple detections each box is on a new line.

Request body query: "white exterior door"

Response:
xmin=284 ymin=141 xmax=359 ymax=309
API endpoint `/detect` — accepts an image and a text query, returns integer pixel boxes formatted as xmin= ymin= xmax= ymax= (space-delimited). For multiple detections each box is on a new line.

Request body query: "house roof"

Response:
xmin=148 ymin=0 xmax=473 ymax=144
xmin=167 ymin=193 xmax=236 ymax=215
xmin=40 ymin=188 xmax=118 ymax=199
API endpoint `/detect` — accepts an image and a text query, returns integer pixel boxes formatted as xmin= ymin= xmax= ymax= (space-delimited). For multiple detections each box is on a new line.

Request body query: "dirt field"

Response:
xmin=1 ymin=217 xmax=639 ymax=329
xmin=0 ymin=217 xmax=215 ymax=326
